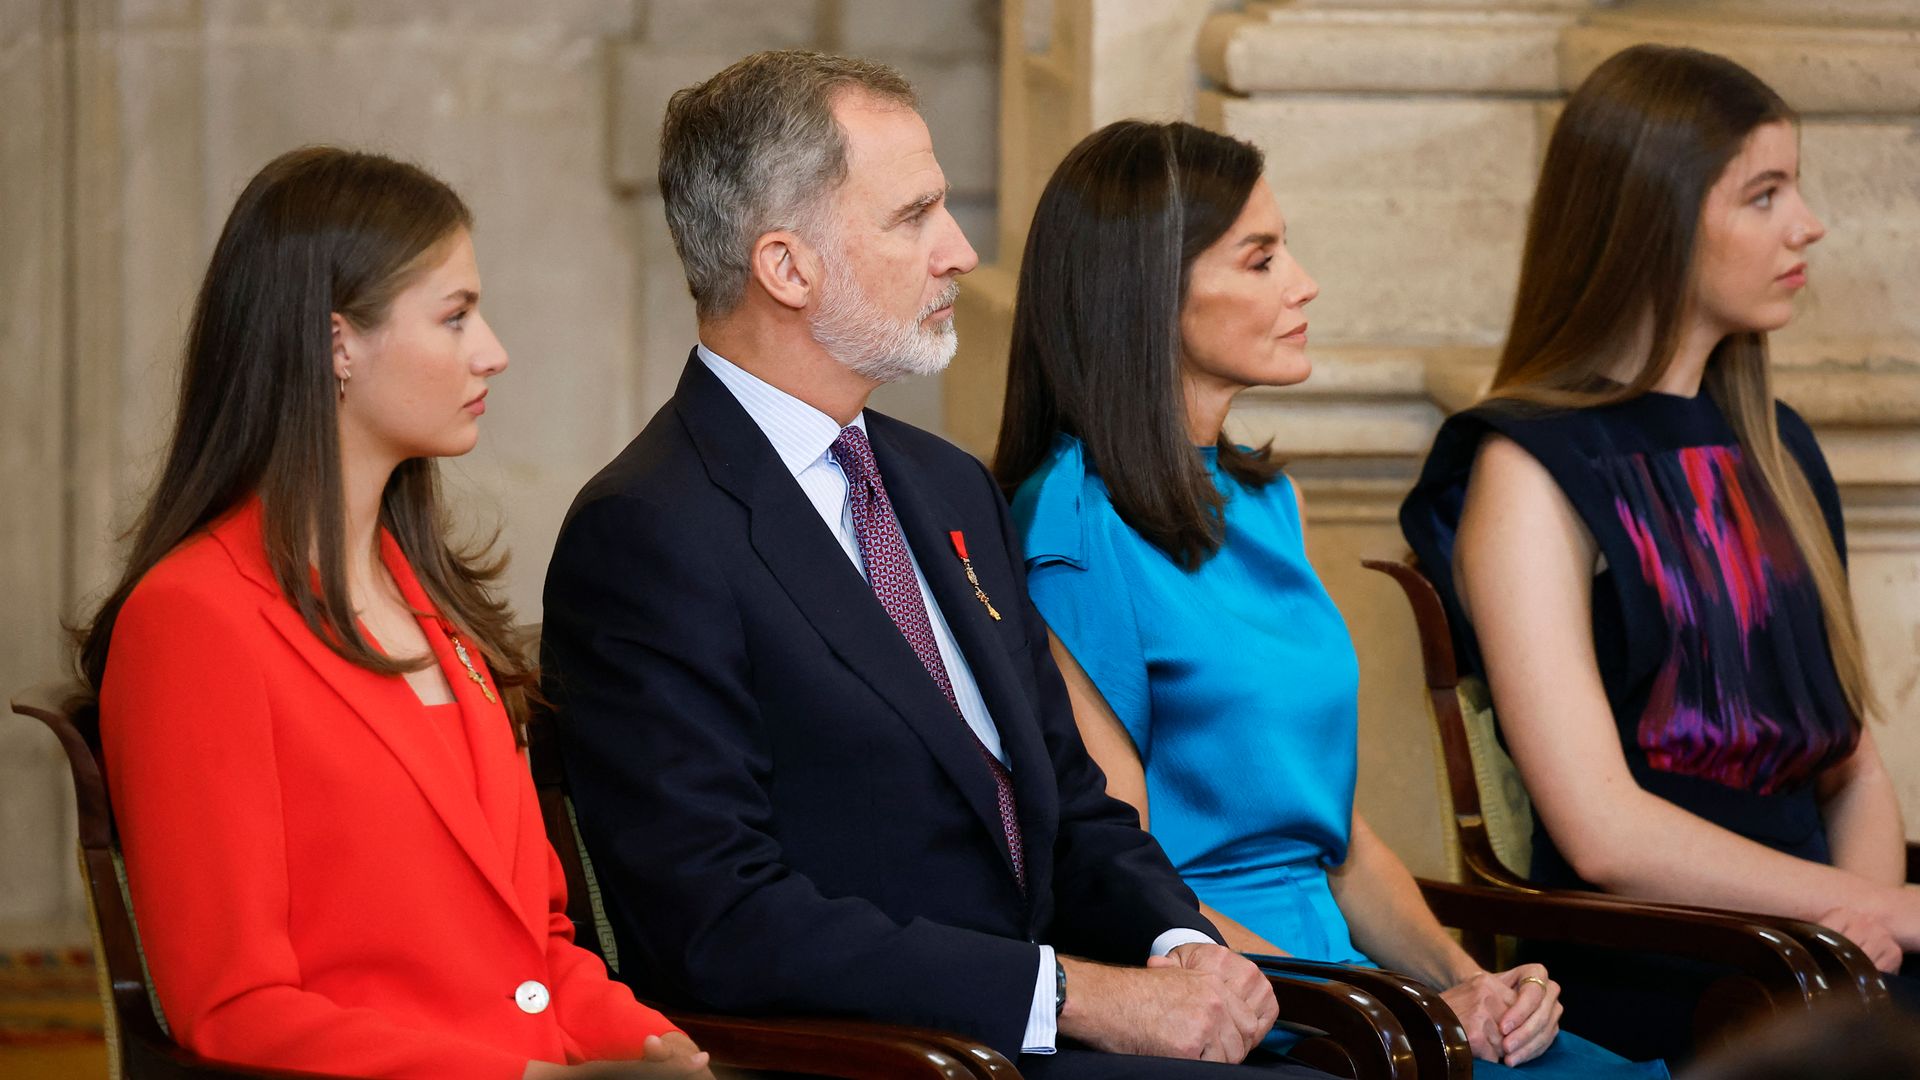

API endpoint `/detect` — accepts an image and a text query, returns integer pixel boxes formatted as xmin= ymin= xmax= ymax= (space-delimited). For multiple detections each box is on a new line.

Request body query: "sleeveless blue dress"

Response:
xmin=1013 ymin=435 xmax=1664 ymax=1078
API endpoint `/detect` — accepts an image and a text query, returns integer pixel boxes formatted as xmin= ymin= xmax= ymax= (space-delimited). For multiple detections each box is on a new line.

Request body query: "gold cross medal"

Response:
xmin=948 ymin=530 xmax=1002 ymax=621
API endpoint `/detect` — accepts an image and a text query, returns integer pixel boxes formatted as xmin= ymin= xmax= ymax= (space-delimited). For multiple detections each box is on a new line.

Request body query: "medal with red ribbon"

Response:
xmin=949 ymin=531 xmax=1002 ymax=621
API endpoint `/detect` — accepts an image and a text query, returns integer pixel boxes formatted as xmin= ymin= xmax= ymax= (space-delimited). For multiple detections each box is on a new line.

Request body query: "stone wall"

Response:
xmin=954 ymin=0 xmax=1920 ymax=877
xmin=0 ymin=0 xmax=999 ymax=946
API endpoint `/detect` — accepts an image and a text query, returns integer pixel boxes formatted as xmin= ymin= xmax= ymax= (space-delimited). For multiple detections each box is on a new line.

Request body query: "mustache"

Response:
xmin=918 ymin=281 xmax=961 ymax=321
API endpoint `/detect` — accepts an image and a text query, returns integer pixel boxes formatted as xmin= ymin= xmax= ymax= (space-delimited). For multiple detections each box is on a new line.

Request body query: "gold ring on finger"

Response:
xmin=1520 ymin=976 xmax=1549 ymax=990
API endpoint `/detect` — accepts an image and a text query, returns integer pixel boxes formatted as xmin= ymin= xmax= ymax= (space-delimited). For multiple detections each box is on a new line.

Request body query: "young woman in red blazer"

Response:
xmin=79 ymin=147 xmax=711 ymax=1080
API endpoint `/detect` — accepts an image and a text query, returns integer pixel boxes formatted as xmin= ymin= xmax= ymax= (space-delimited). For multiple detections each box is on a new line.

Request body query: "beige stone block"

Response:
xmin=186 ymin=22 xmax=643 ymax=617
xmin=1640 ymin=0 xmax=1920 ymax=25
xmin=1202 ymin=7 xmax=1572 ymax=96
xmin=202 ymin=0 xmax=637 ymax=34
xmin=116 ymin=0 xmax=201 ymax=30
xmin=1563 ymin=14 xmax=1920 ymax=114
xmin=1770 ymin=122 xmax=1920 ymax=349
xmin=1849 ymin=540 xmax=1920 ymax=839
xmin=0 ymin=723 xmax=79 ymax=927
xmin=1226 ymin=348 xmax=1443 ymax=458
xmin=840 ymin=0 xmax=996 ymax=59
xmin=1261 ymin=0 xmax=1596 ymax=9
xmin=946 ymin=262 xmax=1018 ymax=457
xmin=1207 ymin=92 xmax=1540 ymax=347
xmin=643 ymin=0 xmax=821 ymax=50
xmin=948 ymin=192 xmax=999 ymax=264
xmin=1086 ymin=0 xmax=1218 ymax=126
xmin=610 ymin=46 xmax=758 ymax=193
xmin=892 ymin=54 xmax=998 ymax=196
xmin=636 ymin=195 xmax=700 ymax=417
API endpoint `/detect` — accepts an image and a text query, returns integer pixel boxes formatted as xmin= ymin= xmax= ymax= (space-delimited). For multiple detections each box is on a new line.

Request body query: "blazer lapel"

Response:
xmin=671 ymin=357 xmax=1013 ymax=858
xmin=387 ymin=540 xmax=543 ymax=946
xmin=257 ymin=603 xmax=534 ymax=939
xmin=216 ymin=504 xmax=536 ymax=944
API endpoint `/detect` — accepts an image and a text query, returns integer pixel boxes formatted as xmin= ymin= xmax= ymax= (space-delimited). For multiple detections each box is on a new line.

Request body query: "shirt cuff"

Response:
xmin=1021 ymin=944 xmax=1058 ymax=1054
xmin=1149 ymin=928 xmax=1216 ymax=959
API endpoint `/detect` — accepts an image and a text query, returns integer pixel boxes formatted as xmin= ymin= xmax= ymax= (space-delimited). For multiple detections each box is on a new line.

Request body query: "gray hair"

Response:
xmin=659 ymin=50 xmax=918 ymax=320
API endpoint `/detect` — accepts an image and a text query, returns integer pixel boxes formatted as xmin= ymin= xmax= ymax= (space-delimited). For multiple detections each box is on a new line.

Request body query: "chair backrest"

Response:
xmin=1361 ymin=561 xmax=1534 ymax=888
xmin=523 ymin=701 xmax=622 ymax=970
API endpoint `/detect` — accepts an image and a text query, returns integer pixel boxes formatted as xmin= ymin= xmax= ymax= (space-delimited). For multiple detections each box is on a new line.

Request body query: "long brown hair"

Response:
xmin=993 ymin=120 xmax=1280 ymax=569
xmin=79 ymin=147 xmax=535 ymax=719
xmin=1491 ymin=44 xmax=1874 ymax=720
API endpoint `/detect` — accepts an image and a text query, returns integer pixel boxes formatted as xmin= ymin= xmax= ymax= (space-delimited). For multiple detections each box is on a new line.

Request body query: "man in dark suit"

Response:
xmin=542 ymin=50 xmax=1318 ymax=1078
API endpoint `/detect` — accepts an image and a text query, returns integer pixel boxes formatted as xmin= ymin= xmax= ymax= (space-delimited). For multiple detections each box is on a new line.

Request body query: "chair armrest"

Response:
xmin=667 ymin=1009 xmax=1014 ymax=1080
xmin=1417 ymin=878 xmax=1840 ymax=1007
xmin=1255 ymin=958 xmax=1471 ymax=1080
xmin=1260 ymin=968 xmax=1419 ymax=1080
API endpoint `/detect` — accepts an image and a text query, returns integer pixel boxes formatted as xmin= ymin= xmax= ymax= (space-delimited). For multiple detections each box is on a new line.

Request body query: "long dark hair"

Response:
xmin=993 ymin=120 xmax=1280 ymax=569
xmin=79 ymin=147 xmax=536 ymax=719
xmin=1491 ymin=44 xmax=1873 ymax=720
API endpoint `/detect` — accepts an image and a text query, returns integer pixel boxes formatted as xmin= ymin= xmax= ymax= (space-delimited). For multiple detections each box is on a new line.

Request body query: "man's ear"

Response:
xmin=750 ymin=231 xmax=815 ymax=312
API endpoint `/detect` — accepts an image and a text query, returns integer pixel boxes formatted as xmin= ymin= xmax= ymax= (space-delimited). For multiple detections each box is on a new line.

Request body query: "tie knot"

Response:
xmin=831 ymin=425 xmax=878 ymax=482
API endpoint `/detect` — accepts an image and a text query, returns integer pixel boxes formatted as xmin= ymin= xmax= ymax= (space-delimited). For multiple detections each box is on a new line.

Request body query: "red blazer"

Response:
xmin=100 ymin=499 xmax=676 ymax=1079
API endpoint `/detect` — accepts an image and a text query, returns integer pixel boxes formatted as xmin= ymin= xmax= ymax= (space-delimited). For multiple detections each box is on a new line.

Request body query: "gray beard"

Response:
xmin=809 ymin=260 xmax=960 ymax=383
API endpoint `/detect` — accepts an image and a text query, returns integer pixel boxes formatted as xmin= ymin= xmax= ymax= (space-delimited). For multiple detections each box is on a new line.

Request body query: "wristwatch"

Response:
xmin=1054 ymin=957 xmax=1067 ymax=1017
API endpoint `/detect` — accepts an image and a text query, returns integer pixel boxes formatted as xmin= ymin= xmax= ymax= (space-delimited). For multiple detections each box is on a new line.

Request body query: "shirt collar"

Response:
xmin=696 ymin=343 xmax=866 ymax=480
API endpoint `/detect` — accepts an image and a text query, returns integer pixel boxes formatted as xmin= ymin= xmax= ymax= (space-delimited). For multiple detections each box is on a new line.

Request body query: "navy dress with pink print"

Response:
xmin=1398 ymin=388 xmax=1876 ymax=1062
xmin=1400 ymin=388 xmax=1857 ymax=889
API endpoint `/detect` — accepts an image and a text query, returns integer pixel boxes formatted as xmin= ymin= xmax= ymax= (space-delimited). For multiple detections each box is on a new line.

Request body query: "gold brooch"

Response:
xmin=441 ymin=619 xmax=499 ymax=704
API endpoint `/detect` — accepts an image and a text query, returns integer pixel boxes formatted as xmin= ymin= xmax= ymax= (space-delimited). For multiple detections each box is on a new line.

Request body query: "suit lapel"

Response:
xmin=672 ymin=358 xmax=1014 ymax=862
xmin=871 ymin=422 xmax=1055 ymax=883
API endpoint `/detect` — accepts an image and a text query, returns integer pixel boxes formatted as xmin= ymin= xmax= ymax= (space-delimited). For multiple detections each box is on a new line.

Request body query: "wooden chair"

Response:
xmin=1360 ymin=557 xmax=1898 ymax=1045
xmin=525 ymin=700 xmax=1470 ymax=1079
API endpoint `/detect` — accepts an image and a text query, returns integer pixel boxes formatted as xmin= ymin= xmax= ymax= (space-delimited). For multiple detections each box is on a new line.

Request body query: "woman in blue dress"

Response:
xmin=993 ymin=119 xmax=1664 ymax=1078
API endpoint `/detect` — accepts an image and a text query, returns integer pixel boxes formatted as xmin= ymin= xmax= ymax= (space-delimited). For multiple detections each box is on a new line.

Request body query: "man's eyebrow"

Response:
xmin=887 ymin=186 xmax=950 ymax=226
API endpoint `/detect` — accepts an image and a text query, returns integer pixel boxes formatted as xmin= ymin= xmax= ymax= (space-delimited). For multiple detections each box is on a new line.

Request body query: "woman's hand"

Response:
xmin=1819 ymin=905 xmax=1905 ymax=973
xmin=1440 ymin=964 xmax=1560 ymax=1067
xmin=521 ymin=1033 xmax=714 ymax=1079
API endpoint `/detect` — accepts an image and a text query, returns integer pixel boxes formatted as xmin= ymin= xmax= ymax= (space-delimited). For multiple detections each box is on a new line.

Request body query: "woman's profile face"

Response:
xmin=1691 ymin=119 xmax=1825 ymax=338
xmin=1177 ymin=177 xmax=1319 ymax=398
xmin=334 ymin=229 xmax=508 ymax=463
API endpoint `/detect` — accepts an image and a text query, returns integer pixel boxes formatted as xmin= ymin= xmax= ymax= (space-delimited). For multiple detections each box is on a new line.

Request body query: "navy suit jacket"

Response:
xmin=540 ymin=354 xmax=1218 ymax=1057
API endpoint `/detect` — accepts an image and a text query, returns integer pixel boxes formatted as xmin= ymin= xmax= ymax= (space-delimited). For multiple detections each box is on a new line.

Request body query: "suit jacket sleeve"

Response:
xmin=980 ymin=459 xmax=1223 ymax=961
xmin=100 ymin=578 xmax=537 ymax=1080
xmin=542 ymin=491 xmax=1043 ymax=1057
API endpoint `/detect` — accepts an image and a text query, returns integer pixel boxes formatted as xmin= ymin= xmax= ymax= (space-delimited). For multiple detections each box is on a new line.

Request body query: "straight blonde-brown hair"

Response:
xmin=1489 ymin=44 xmax=1875 ymax=721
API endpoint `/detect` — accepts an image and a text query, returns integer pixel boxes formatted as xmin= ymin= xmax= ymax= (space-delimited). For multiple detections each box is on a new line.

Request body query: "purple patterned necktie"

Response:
xmin=831 ymin=425 xmax=1026 ymax=893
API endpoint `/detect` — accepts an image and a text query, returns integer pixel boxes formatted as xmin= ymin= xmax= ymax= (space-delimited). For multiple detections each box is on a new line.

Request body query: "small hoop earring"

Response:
xmin=338 ymin=369 xmax=350 ymax=399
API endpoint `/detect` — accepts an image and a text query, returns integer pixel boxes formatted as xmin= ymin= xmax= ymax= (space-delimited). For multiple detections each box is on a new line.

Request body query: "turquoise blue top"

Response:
xmin=1011 ymin=435 xmax=1365 ymax=964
